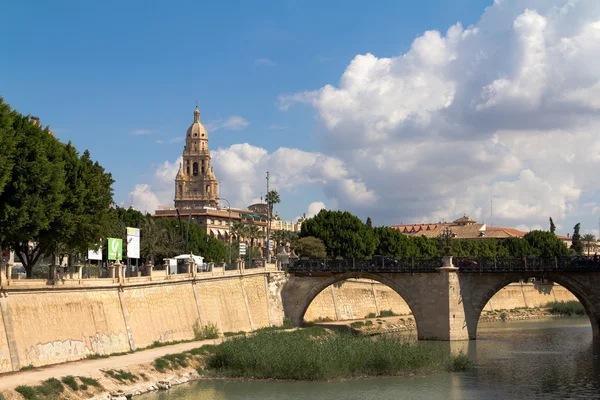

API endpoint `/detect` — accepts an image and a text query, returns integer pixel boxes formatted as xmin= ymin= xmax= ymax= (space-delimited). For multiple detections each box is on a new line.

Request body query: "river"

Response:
xmin=140 ymin=317 xmax=600 ymax=399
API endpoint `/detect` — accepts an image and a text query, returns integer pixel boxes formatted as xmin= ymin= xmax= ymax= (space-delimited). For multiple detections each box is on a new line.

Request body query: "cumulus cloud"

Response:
xmin=255 ymin=58 xmax=276 ymax=67
xmin=206 ymin=116 xmax=250 ymax=132
xmin=307 ymin=201 xmax=326 ymax=218
xmin=277 ymin=0 xmax=600 ymax=229
xmin=131 ymin=0 xmax=600 ymax=232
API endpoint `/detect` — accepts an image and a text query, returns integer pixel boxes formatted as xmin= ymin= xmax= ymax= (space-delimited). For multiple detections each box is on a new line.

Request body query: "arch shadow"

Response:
xmin=461 ymin=272 xmax=599 ymax=340
xmin=281 ymin=272 xmax=423 ymax=337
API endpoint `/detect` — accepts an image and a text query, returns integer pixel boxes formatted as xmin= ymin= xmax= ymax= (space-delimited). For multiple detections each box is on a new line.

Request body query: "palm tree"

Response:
xmin=246 ymin=225 xmax=262 ymax=260
xmin=265 ymin=190 xmax=281 ymax=217
xmin=230 ymin=222 xmax=247 ymax=242
xmin=270 ymin=230 xmax=286 ymax=247
xmin=582 ymin=233 xmax=597 ymax=256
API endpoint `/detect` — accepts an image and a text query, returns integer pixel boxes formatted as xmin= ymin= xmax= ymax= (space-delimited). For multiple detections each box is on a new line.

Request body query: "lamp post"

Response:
xmin=217 ymin=197 xmax=232 ymax=266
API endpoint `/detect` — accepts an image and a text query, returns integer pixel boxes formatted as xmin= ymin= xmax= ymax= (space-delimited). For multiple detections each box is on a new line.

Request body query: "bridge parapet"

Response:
xmin=288 ymin=256 xmax=600 ymax=274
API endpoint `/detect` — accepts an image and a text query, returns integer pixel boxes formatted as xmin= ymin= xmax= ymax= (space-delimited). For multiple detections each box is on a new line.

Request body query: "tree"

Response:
xmin=245 ymin=225 xmax=262 ymax=259
xmin=500 ymin=237 xmax=535 ymax=257
xmin=293 ymin=237 xmax=327 ymax=258
xmin=366 ymin=217 xmax=373 ymax=230
xmin=0 ymin=98 xmax=17 ymax=196
xmin=0 ymin=113 xmax=66 ymax=277
xmin=185 ymin=221 xmax=227 ymax=262
xmin=523 ymin=230 xmax=570 ymax=257
xmin=265 ymin=190 xmax=280 ymax=216
xmin=582 ymin=233 xmax=597 ymax=256
xmin=373 ymin=227 xmax=408 ymax=257
xmin=230 ymin=222 xmax=247 ymax=241
xmin=571 ymin=223 xmax=584 ymax=255
xmin=549 ymin=217 xmax=556 ymax=233
xmin=300 ymin=210 xmax=377 ymax=258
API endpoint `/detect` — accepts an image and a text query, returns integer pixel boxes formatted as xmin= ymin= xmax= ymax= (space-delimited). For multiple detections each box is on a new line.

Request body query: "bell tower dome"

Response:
xmin=174 ymin=106 xmax=219 ymax=209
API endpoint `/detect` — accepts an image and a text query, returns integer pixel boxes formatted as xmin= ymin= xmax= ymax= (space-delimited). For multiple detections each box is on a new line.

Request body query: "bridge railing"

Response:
xmin=288 ymin=256 xmax=600 ymax=273
xmin=452 ymin=256 xmax=600 ymax=272
xmin=288 ymin=257 xmax=444 ymax=273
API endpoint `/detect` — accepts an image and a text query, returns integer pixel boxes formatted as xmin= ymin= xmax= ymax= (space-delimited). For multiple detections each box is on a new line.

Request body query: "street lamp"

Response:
xmin=217 ymin=197 xmax=232 ymax=266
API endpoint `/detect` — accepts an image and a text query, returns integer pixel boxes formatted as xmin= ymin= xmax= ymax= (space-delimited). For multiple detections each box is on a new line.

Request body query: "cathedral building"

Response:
xmin=174 ymin=106 xmax=219 ymax=209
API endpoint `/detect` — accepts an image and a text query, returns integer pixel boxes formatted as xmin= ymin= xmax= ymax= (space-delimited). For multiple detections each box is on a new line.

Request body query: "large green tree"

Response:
xmin=0 ymin=98 xmax=17 ymax=196
xmin=300 ymin=210 xmax=377 ymax=258
xmin=522 ymin=230 xmax=570 ymax=257
xmin=571 ymin=223 xmax=584 ymax=255
xmin=0 ymin=113 xmax=66 ymax=276
xmin=549 ymin=217 xmax=556 ymax=233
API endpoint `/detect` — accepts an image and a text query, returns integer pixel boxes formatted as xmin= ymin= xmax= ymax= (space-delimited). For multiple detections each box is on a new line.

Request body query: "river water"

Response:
xmin=141 ymin=317 xmax=600 ymax=399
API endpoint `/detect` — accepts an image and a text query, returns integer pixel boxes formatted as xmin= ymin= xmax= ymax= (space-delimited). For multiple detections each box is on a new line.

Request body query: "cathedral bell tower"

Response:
xmin=174 ymin=106 xmax=219 ymax=209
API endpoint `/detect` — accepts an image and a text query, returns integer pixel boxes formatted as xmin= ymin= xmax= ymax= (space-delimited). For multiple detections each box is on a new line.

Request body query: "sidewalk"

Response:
xmin=0 ymin=338 xmax=221 ymax=390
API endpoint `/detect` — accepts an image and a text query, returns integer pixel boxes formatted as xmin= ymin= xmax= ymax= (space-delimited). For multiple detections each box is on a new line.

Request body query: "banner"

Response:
xmin=88 ymin=247 xmax=102 ymax=261
xmin=239 ymin=242 xmax=247 ymax=255
xmin=107 ymin=238 xmax=122 ymax=261
xmin=126 ymin=227 xmax=140 ymax=259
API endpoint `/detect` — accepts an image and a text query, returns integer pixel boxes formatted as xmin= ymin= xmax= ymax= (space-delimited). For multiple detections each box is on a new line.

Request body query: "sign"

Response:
xmin=107 ymin=238 xmax=122 ymax=261
xmin=239 ymin=242 xmax=246 ymax=256
xmin=88 ymin=247 xmax=102 ymax=261
xmin=268 ymin=240 xmax=274 ymax=251
xmin=126 ymin=227 xmax=140 ymax=259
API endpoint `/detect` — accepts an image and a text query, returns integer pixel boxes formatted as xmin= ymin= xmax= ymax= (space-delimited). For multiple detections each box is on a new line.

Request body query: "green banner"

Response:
xmin=107 ymin=238 xmax=122 ymax=260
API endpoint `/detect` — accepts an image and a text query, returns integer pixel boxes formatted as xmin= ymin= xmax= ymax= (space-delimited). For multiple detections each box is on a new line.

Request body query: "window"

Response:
xmin=193 ymin=162 xmax=198 ymax=176
xmin=206 ymin=185 xmax=210 ymax=193
xmin=186 ymin=160 xmax=190 ymax=175
xmin=178 ymin=185 xmax=182 ymax=196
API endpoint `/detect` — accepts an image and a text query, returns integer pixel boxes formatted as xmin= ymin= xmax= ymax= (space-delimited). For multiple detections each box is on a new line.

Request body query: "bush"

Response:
xmin=15 ymin=386 xmax=37 ymax=400
xmin=80 ymin=384 xmax=89 ymax=391
xmin=378 ymin=310 xmax=397 ymax=318
xmin=499 ymin=312 xmax=507 ymax=322
xmin=366 ymin=312 xmax=376 ymax=319
xmin=78 ymin=376 xmax=102 ymax=388
xmin=350 ymin=321 xmax=365 ymax=328
xmin=61 ymin=376 xmax=79 ymax=391
xmin=545 ymin=301 xmax=585 ymax=316
xmin=103 ymin=369 xmax=138 ymax=383
xmin=193 ymin=321 xmax=220 ymax=340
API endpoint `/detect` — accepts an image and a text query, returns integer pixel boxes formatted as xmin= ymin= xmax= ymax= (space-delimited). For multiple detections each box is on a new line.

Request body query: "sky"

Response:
xmin=2 ymin=0 xmax=600 ymax=237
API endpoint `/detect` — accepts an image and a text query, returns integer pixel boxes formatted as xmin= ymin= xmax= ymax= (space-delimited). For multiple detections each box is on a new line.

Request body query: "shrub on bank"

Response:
xmin=207 ymin=328 xmax=472 ymax=380
xmin=545 ymin=301 xmax=585 ymax=316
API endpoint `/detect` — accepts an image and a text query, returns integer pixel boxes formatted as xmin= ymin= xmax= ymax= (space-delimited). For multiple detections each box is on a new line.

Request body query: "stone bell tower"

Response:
xmin=174 ymin=106 xmax=219 ymax=209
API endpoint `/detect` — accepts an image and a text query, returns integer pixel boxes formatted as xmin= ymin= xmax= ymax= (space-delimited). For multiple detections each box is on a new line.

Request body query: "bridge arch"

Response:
xmin=281 ymin=272 xmax=424 ymax=336
xmin=460 ymin=272 xmax=600 ymax=340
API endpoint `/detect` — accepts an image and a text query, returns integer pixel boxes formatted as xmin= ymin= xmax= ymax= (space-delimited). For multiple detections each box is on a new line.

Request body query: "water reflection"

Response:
xmin=140 ymin=317 xmax=600 ymax=400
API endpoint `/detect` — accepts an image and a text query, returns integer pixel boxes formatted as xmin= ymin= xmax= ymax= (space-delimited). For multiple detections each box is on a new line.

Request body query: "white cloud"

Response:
xmin=131 ymin=129 xmax=152 ymax=135
xmin=206 ymin=116 xmax=250 ymax=132
xmin=155 ymin=140 xmax=164 ymax=144
xmin=307 ymin=201 xmax=326 ymax=218
xmin=255 ymin=58 xmax=276 ymax=67
xmin=131 ymin=0 xmax=600 ymax=233
xmin=168 ymin=136 xmax=185 ymax=144
xmin=276 ymin=0 xmax=600 ymax=229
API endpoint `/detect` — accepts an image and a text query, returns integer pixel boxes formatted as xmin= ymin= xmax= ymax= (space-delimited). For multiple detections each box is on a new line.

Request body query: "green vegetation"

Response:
xmin=154 ymin=352 xmax=190 ymax=372
xmin=293 ymin=236 xmax=327 ymax=258
xmin=15 ymin=378 xmax=64 ymax=400
xmin=103 ymin=369 xmax=138 ymax=383
xmin=0 ymin=394 xmax=6 ymax=400
xmin=193 ymin=321 xmax=220 ymax=340
xmin=350 ymin=321 xmax=365 ymax=328
xmin=378 ymin=310 xmax=397 ymax=318
xmin=571 ymin=223 xmax=583 ymax=255
xmin=20 ymin=364 xmax=34 ymax=371
xmin=366 ymin=312 xmax=376 ymax=318
xmin=78 ymin=376 xmax=102 ymax=388
xmin=206 ymin=328 xmax=472 ymax=380
xmin=545 ymin=301 xmax=585 ymax=316
xmin=61 ymin=376 xmax=79 ymax=391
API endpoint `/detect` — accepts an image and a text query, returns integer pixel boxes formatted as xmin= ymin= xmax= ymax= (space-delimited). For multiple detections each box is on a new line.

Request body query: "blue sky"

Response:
xmin=2 ymin=0 xmax=600 ymax=237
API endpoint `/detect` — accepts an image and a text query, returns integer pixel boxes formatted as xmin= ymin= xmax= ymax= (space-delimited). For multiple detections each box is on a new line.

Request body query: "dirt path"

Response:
xmin=0 ymin=338 xmax=221 ymax=390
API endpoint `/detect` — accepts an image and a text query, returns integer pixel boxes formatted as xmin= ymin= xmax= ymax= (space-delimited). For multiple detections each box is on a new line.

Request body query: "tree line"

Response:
xmin=295 ymin=210 xmax=592 ymax=259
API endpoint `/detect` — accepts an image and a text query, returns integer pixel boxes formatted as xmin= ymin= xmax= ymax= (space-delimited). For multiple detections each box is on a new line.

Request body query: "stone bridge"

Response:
xmin=281 ymin=256 xmax=600 ymax=341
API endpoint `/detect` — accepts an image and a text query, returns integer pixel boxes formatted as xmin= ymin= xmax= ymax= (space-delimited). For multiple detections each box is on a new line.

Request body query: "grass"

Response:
xmin=545 ymin=300 xmax=585 ymax=316
xmin=78 ymin=376 xmax=102 ymax=388
xmin=15 ymin=378 xmax=64 ymax=400
xmin=103 ymin=369 xmax=139 ymax=383
xmin=154 ymin=352 xmax=190 ymax=372
xmin=350 ymin=321 xmax=365 ymax=328
xmin=206 ymin=327 xmax=472 ymax=380
xmin=20 ymin=364 xmax=35 ymax=371
xmin=61 ymin=376 xmax=79 ymax=391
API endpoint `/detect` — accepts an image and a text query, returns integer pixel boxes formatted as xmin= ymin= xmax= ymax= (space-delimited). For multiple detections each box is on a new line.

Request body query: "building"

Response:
xmin=174 ymin=107 xmax=219 ymax=210
xmin=154 ymin=106 xmax=301 ymax=251
xmin=391 ymin=215 xmax=528 ymax=240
